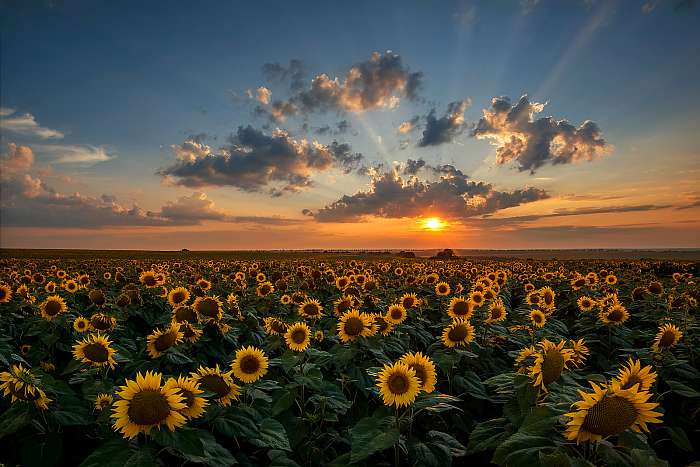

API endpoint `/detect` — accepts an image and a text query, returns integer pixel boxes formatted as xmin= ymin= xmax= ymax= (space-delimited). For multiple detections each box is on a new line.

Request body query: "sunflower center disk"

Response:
xmin=344 ymin=317 xmax=365 ymax=336
xmin=388 ymin=374 xmax=409 ymax=395
xmin=291 ymin=329 xmax=307 ymax=344
xmin=84 ymin=343 xmax=109 ymax=363
xmin=200 ymin=374 xmax=231 ymax=397
xmin=541 ymin=350 xmax=565 ymax=385
xmin=659 ymin=331 xmax=676 ymax=347
xmin=582 ymin=395 xmax=638 ymax=437
xmin=45 ymin=301 xmax=62 ymax=316
xmin=178 ymin=388 xmax=195 ymax=408
xmin=453 ymin=301 xmax=469 ymax=316
xmin=197 ymin=300 xmax=219 ymax=318
xmin=154 ymin=332 xmax=177 ymax=351
xmin=128 ymin=390 xmax=171 ymax=426
xmin=240 ymin=355 xmax=261 ymax=374
xmin=448 ymin=325 xmax=468 ymax=342
xmin=409 ymin=364 xmax=426 ymax=387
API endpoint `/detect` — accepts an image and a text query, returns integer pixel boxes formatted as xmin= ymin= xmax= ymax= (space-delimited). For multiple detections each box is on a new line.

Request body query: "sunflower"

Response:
xmin=112 ymin=371 xmax=187 ymax=439
xmin=197 ymin=278 xmax=212 ymax=291
xmin=146 ymin=323 xmax=184 ymax=358
xmin=333 ymin=296 xmax=355 ymax=316
xmin=529 ymin=339 xmax=574 ymax=390
xmin=193 ymin=295 xmax=223 ymax=322
xmin=648 ymin=282 xmax=664 ymax=295
xmin=539 ymin=287 xmax=555 ymax=311
xmin=400 ymin=352 xmax=437 ymax=393
xmin=337 ymin=309 xmax=375 ymax=343
xmin=486 ymin=299 xmax=507 ymax=324
xmin=73 ymin=316 xmax=91 ymax=333
xmin=139 ymin=270 xmax=159 ymax=288
xmin=470 ymin=290 xmax=485 ymax=307
xmin=376 ymin=362 xmax=420 ymax=408
xmin=605 ymin=274 xmax=618 ymax=285
xmin=191 ymin=365 xmax=240 ymax=406
xmin=172 ymin=305 xmax=199 ymax=324
xmin=0 ymin=364 xmax=51 ymax=409
xmin=400 ymin=293 xmax=421 ymax=309
xmin=515 ymin=346 xmax=539 ymax=374
xmin=89 ymin=289 xmax=106 ymax=307
xmin=0 ymin=283 xmax=12 ymax=303
xmin=167 ymin=287 xmax=190 ymax=307
xmin=280 ymin=294 xmax=292 ymax=305
xmin=599 ymin=304 xmax=629 ymax=326
xmin=564 ymin=380 xmax=662 ymax=443
xmin=298 ymin=298 xmax=323 ymax=320
xmin=45 ymin=281 xmax=57 ymax=293
xmin=178 ymin=322 xmax=203 ymax=343
xmin=435 ymin=282 xmax=451 ymax=296
xmin=577 ymin=296 xmax=595 ymax=312
xmin=73 ymin=333 xmax=117 ymax=370
xmin=526 ymin=291 xmax=542 ymax=307
xmin=615 ymin=358 xmax=657 ymax=391
xmin=284 ymin=322 xmax=312 ymax=352
xmin=385 ymin=304 xmax=407 ymax=324
xmin=441 ymin=319 xmax=475 ymax=348
xmin=39 ymin=295 xmax=68 ymax=321
xmin=530 ymin=309 xmax=546 ymax=328
xmin=568 ymin=338 xmax=590 ymax=368
xmin=263 ymin=317 xmax=288 ymax=336
xmin=90 ymin=313 xmax=117 ymax=332
xmin=95 ymin=393 xmax=114 ymax=411
xmin=372 ymin=314 xmax=394 ymax=336
xmin=256 ymin=281 xmax=275 ymax=297
xmin=168 ymin=376 xmax=208 ymax=419
xmin=447 ymin=296 xmax=474 ymax=320
xmin=651 ymin=323 xmax=682 ymax=353
xmin=231 ymin=346 xmax=269 ymax=383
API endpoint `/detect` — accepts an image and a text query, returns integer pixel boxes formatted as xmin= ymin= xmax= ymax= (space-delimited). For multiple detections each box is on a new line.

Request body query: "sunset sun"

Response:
xmin=423 ymin=217 xmax=446 ymax=231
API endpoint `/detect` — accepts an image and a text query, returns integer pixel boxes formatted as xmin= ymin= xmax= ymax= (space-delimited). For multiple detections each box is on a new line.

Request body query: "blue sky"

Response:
xmin=1 ymin=0 xmax=699 ymax=249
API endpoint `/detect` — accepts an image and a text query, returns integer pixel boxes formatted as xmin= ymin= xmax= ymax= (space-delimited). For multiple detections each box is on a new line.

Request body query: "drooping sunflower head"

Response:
xmin=191 ymin=365 xmax=240 ymax=406
xmin=298 ymin=298 xmax=323 ymax=320
xmin=193 ymin=295 xmax=223 ymax=322
xmin=515 ymin=346 xmax=539 ymax=374
xmin=168 ymin=376 xmax=208 ymax=419
xmin=112 ymin=370 xmax=187 ymax=439
xmin=441 ymin=319 xmax=475 ymax=348
xmin=256 ymin=281 xmax=275 ymax=297
xmin=39 ymin=295 xmax=68 ymax=321
xmin=73 ymin=316 xmax=91 ymax=333
xmin=88 ymin=289 xmax=106 ymax=307
xmin=263 ymin=317 xmax=288 ymax=336
xmin=73 ymin=333 xmax=117 ymax=370
xmin=337 ymin=309 xmax=375 ymax=343
xmin=146 ymin=323 xmax=184 ymax=359
xmin=167 ymin=287 xmax=190 ymax=307
xmin=0 ymin=364 xmax=51 ymax=409
xmin=564 ymin=380 xmax=662 ymax=443
xmin=530 ymin=339 xmax=574 ymax=390
xmin=385 ymin=304 xmax=407 ymax=324
xmin=333 ymin=296 xmax=354 ymax=316
xmin=435 ymin=282 xmax=451 ymax=296
xmin=90 ymin=313 xmax=117 ymax=332
xmin=231 ymin=346 xmax=269 ymax=383
xmin=400 ymin=352 xmax=437 ymax=393
xmin=376 ymin=361 xmax=420 ymax=408
xmin=447 ymin=296 xmax=474 ymax=320
xmin=568 ymin=338 xmax=590 ymax=368
xmin=652 ymin=323 xmax=682 ymax=353
xmin=284 ymin=322 xmax=311 ymax=352
xmin=371 ymin=314 xmax=394 ymax=336
xmin=95 ymin=393 xmax=114 ymax=411
xmin=178 ymin=322 xmax=203 ymax=343
xmin=615 ymin=358 xmax=657 ymax=392
xmin=172 ymin=305 xmax=199 ymax=324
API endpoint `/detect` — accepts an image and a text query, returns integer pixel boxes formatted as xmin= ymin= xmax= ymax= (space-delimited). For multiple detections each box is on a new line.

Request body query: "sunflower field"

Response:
xmin=0 ymin=252 xmax=698 ymax=466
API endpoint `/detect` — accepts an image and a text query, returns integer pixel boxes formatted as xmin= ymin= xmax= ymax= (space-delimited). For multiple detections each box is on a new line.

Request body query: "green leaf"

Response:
xmin=268 ymin=449 xmax=301 ymax=467
xmin=79 ymin=438 xmax=133 ymax=467
xmin=251 ymin=418 xmax=292 ymax=451
xmin=491 ymin=432 xmax=556 ymax=466
xmin=20 ymin=433 xmax=63 ymax=467
xmin=152 ymin=427 xmax=206 ymax=460
xmin=467 ymin=418 xmax=511 ymax=454
xmin=124 ymin=447 xmax=159 ymax=467
xmin=539 ymin=448 xmax=572 ymax=467
xmin=666 ymin=380 xmax=700 ymax=398
xmin=663 ymin=426 xmax=692 ymax=452
xmin=350 ymin=413 xmax=400 ymax=463
xmin=0 ymin=404 xmax=34 ymax=438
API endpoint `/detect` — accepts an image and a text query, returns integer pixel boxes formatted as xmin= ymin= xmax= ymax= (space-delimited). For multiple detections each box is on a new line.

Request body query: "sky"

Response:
xmin=1 ymin=0 xmax=699 ymax=250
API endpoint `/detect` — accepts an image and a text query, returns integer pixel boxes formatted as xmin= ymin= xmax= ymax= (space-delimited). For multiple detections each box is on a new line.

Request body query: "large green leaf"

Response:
xmin=349 ymin=413 xmax=400 ymax=464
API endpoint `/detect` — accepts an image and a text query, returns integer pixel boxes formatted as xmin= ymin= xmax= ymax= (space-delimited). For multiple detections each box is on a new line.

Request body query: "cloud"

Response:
xmin=472 ymin=94 xmax=611 ymax=172
xmin=159 ymin=126 xmax=364 ymax=196
xmin=313 ymin=120 xmax=353 ymax=136
xmin=262 ymin=59 xmax=307 ymax=91
xmin=0 ymin=108 xmax=64 ymax=139
xmin=260 ymin=51 xmax=422 ymax=121
xmin=32 ymin=144 xmax=113 ymax=165
xmin=256 ymin=86 xmax=272 ymax=105
xmin=307 ymin=165 xmax=548 ymax=222
xmin=398 ymin=116 xmax=420 ymax=134
xmin=480 ymin=203 xmax=673 ymax=226
xmin=418 ymin=99 xmax=471 ymax=147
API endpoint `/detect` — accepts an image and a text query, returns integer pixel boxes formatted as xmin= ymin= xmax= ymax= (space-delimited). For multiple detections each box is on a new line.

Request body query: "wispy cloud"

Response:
xmin=0 ymin=108 xmax=64 ymax=139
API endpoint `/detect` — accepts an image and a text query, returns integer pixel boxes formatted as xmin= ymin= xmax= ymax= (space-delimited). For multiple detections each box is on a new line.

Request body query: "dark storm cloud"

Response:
xmin=262 ymin=59 xmax=306 ymax=91
xmin=259 ymin=51 xmax=423 ymax=122
xmin=159 ymin=126 xmax=363 ymax=196
xmin=314 ymin=120 xmax=353 ymax=136
xmin=417 ymin=100 xmax=471 ymax=147
xmin=307 ymin=166 xmax=548 ymax=222
xmin=472 ymin=95 xmax=611 ymax=173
